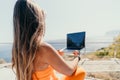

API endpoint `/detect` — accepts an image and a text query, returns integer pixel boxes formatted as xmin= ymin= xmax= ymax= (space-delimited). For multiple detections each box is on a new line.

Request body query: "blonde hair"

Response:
xmin=12 ymin=0 xmax=45 ymax=80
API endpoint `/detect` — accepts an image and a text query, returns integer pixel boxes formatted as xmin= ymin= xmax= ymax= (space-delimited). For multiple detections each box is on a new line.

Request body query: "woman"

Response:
xmin=12 ymin=0 xmax=85 ymax=80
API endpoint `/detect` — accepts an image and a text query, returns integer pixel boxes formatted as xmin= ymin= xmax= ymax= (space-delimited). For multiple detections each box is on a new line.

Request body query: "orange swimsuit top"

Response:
xmin=32 ymin=66 xmax=58 ymax=80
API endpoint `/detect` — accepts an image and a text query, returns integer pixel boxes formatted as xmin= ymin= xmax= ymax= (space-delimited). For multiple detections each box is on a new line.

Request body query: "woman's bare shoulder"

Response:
xmin=39 ymin=42 xmax=57 ymax=55
xmin=37 ymin=42 xmax=59 ymax=63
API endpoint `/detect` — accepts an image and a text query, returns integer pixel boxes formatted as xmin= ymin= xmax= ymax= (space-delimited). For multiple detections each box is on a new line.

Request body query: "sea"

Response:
xmin=0 ymin=36 xmax=114 ymax=62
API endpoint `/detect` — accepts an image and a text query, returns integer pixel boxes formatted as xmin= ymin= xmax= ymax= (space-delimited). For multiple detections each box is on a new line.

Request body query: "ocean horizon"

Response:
xmin=0 ymin=36 xmax=114 ymax=62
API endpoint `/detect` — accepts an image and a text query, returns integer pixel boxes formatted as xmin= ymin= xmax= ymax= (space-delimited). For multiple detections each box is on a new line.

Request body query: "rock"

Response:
xmin=0 ymin=58 xmax=7 ymax=64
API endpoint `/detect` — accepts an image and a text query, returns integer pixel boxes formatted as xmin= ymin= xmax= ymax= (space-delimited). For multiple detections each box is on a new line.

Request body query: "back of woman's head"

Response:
xmin=12 ymin=0 xmax=45 ymax=80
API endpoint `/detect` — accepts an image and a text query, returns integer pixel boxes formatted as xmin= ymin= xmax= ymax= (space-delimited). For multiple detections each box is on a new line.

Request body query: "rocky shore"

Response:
xmin=0 ymin=58 xmax=7 ymax=64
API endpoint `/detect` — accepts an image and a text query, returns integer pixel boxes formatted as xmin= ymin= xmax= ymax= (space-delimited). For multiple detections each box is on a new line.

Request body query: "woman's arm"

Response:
xmin=41 ymin=43 xmax=80 ymax=76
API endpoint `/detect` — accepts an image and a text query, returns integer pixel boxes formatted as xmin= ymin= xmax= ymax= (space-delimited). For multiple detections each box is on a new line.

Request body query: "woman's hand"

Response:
xmin=73 ymin=50 xmax=80 ymax=56
xmin=73 ymin=50 xmax=81 ymax=61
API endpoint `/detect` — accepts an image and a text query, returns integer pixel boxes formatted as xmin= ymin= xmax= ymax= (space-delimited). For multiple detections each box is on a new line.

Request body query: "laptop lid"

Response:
xmin=67 ymin=32 xmax=86 ymax=50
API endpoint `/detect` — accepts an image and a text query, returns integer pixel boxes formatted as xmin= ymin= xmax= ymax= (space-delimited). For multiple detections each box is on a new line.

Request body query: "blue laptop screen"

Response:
xmin=67 ymin=32 xmax=85 ymax=50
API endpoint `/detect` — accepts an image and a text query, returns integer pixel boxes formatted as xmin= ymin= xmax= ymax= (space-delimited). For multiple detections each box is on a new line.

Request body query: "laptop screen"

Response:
xmin=67 ymin=32 xmax=86 ymax=50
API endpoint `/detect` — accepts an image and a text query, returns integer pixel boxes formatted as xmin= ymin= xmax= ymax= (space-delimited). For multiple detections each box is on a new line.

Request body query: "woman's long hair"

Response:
xmin=12 ymin=0 xmax=45 ymax=80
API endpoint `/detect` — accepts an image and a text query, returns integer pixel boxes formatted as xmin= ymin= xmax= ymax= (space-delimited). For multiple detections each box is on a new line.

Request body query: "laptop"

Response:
xmin=61 ymin=31 xmax=86 ymax=51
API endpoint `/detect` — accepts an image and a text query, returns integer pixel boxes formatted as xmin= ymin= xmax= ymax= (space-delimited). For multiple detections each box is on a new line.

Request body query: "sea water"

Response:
xmin=0 ymin=36 xmax=113 ymax=62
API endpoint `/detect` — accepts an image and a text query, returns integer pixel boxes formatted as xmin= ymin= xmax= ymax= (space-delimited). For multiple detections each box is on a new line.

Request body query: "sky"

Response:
xmin=0 ymin=0 xmax=120 ymax=43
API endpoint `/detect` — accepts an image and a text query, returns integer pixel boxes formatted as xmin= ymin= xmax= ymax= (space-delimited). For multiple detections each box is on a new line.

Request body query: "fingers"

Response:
xmin=73 ymin=50 xmax=80 ymax=56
